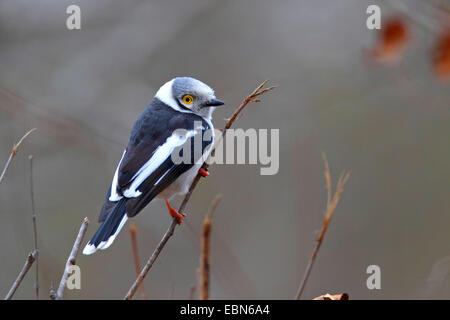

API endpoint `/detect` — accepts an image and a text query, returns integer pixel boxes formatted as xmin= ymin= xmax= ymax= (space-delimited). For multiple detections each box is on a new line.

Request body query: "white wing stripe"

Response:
xmin=122 ymin=130 xmax=197 ymax=198
xmin=109 ymin=150 xmax=126 ymax=201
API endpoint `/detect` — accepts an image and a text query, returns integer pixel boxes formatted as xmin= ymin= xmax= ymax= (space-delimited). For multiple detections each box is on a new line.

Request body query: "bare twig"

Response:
xmin=49 ymin=282 xmax=57 ymax=300
xmin=124 ymin=219 xmax=177 ymax=300
xmin=129 ymin=224 xmax=148 ymax=300
xmin=124 ymin=81 xmax=275 ymax=300
xmin=5 ymin=250 xmax=38 ymax=300
xmin=183 ymin=220 xmax=258 ymax=298
xmin=54 ymin=217 xmax=89 ymax=300
xmin=295 ymin=153 xmax=351 ymax=299
xmin=0 ymin=128 xmax=36 ymax=184
xmin=29 ymin=155 xmax=39 ymax=300
xmin=198 ymin=194 xmax=222 ymax=300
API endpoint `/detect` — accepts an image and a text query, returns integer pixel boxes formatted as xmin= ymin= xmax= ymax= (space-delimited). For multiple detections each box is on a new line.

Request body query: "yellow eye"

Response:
xmin=182 ymin=94 xmax=194 ymax=105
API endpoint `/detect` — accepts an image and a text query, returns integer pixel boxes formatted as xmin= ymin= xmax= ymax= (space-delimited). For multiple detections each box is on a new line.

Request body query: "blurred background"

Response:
xmin=0 ymin=0 xmax=449 ymax=300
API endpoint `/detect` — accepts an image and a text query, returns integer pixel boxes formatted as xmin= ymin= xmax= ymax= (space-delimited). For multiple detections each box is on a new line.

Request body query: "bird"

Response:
xmin=83 ymin=77 xmax=224 ymax=255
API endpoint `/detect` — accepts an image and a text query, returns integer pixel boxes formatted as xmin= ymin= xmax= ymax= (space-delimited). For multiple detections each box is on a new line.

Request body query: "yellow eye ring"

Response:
xmin=182 ymin=94 xmax=194 ymax=105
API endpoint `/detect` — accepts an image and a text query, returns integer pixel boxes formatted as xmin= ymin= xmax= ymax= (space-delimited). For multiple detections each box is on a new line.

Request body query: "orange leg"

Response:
xmin=198 ymin=168 xmax=209 ymax=177
xmin=165 ymin=200 xmax=186 ymax=225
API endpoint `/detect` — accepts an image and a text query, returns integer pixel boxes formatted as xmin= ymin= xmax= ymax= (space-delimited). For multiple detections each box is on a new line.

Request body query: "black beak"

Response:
xmin=205 ymin=98 xmax=225 ymax=107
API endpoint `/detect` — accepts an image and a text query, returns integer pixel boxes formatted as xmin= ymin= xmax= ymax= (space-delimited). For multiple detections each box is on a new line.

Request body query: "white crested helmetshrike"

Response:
xmin=83 ymin=77 xmax=224 ymax=255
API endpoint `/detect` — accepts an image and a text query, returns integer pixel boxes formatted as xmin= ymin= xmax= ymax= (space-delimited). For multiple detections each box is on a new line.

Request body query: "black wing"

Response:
xmin=98 ymin=98 xmax=213 ymax=222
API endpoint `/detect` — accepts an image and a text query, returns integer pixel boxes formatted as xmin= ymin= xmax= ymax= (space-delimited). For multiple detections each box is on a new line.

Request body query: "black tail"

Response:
xmin=83 ymin=199 xmax=127 ymax=255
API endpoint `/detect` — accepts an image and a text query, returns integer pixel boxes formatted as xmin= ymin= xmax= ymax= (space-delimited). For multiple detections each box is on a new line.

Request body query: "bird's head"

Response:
xmin=155 ymin=77 xmax=224 ymax=118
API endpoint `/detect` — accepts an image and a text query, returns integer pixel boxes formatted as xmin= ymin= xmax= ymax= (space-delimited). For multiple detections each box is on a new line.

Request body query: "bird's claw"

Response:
xmin=198 ymin=168 xmax=209 ymax=177
xmin=165 ymin=200 xmax=186 ymax=225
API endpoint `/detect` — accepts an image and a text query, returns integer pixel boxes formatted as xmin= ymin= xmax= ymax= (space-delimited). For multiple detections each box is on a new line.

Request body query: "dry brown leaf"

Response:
xmin=432 ymin=30 xmax=450 ymax=79
xmin=313 ymin=293 xmax=349 ymax=300
xmin=369 ymin=17 xmax=410 ymax=64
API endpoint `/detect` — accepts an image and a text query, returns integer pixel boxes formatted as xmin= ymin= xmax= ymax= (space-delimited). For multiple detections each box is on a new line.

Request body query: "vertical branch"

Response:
xmin=295 ymin=153 xmax=351 ymax=299
xmin=54 ymin=217 xmax=89 ymax=300
xmin=5 ymin=250 xmax=37 ymax=300
xmin=124 ymin=81 xmax=275 ymax=300
xmin=0 ymin=128 xmax=36 ymax=184
xmin=49 ymin=282 xmax=57 ymax=300
xmin=129 ymin=224 xmax=148 ymax=300
xmin=29 ymin=155 xmax=39 ymax=300
xmin=198 ymin=194 xmax=222 ymax=300
xmin=124 ymin=220 xmax=177 ymax=300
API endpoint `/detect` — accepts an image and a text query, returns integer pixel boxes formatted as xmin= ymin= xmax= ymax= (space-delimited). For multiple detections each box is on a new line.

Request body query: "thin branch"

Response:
xmin=49 ymin=281 xmax=57 ymax=300
xmin=54 ymin=217 xmax=89 ymax=300
xmin=129 ymin=224 xmax=148 ymax=300
xmin=198 ymin=194 xmax=222 ymax=300
xmin=0 ymin=128 xmax=36 ymax=184
xmin=29 ymin=155 xmax=39 ymax=300
xmin=322 ymin=153 xmax=332 ymax=206
xmin=124 ymin=219 xmax=176 ymax=300
xmin=295 ymin=153 xmax=351 ymax=300
xmin=5 ymin=250 xmax=38 ymax=300
xmin=183 ymin=219 xmax=258 ymax=298
xmin=124 ymin=80 xmax=275 ymax=300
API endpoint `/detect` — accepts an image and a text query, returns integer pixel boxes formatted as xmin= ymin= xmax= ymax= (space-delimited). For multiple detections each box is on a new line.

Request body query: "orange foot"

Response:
xmin=165 ymin=200 xmax=186 ymax=225
xmin=198 ymin=168 xmax=209 ymax=177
